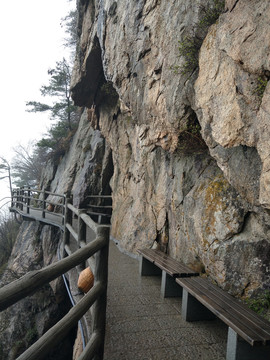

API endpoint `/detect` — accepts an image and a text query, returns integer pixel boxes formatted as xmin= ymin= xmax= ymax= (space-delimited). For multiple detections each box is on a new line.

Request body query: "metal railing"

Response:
xmin=1 ymin=187 xmax=111 ymax=360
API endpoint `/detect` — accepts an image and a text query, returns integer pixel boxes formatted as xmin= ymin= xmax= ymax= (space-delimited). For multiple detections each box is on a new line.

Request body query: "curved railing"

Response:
xmin=10 ymin=187 xmax=66 ymax=229
xmin=0 ymin=186 xmax=111 ymax=360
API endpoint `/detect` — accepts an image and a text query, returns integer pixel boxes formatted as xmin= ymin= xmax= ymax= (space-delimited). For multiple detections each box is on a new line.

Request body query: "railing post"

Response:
xmin=11 ymin=189 xmax=14 ymax=208
xmin=14 ymin=189 xmax=18 ymax=209
xmin=77 ymin=210 xmax=87 ymax=272
xmin=78 ymin=210 xmax=87 ymax=246
xmin=17 ymin=188 xmax=20 ymax=210
xmin=42 ymin=189 xmax=46 ymax=219
xmin=27 ymin=187 xmax=31 ymax=214
xmin=63 ymin=196 xmax=72 ymax=247
xmin=91 ymin=226 xmax=110 ymax=360
xmin=20 ymin=187 xmax=24 ymax=211
xmin=17 ymin=188 xmax=20 ymax=209
xmin=62 ymin=195 xmax=66 ymax=226
xmin=17 ymin=189 xmax=20 ymax=209
xmin=7 ymin=188 xmax=112 ymax=360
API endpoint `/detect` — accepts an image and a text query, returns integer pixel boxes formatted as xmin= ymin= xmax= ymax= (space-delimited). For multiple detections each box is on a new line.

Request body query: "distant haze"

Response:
xmin=0 ymin=0 xmax=74 ymax=212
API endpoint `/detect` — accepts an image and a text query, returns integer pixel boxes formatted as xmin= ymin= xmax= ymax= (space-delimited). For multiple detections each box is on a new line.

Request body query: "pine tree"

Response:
xmin=26 ymin=58 xmax=79 ymax=153
xmin=26 ymin=58 xmax=77 ymax=130
xmin=25 ymin=7 xmax=78 ymax=156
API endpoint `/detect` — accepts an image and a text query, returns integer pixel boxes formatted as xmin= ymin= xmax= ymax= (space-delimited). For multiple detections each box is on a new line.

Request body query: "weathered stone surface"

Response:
xmin=72 ymin=329 xmax=83 ymax=360
xmin=41 ymin=108 xmax=113 ymax=208
xmin=195 ymin=0 xmax=270 ymax=208
xmin=225 ymin=0 xmax=238 ymax=11
xmin=0 ymin=222 xmax=74 ymax=360
xmin=71 ymin=0 xmax=209 ymax=152
xmin=68 ymin=0 xmax=270 ymax=297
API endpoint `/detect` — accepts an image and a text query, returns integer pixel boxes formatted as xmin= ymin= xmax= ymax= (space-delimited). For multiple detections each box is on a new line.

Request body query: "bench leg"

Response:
xmin=139 ymin=256 xmax=162 ymax=276
xmin=181 ymin=288 xmax=216 ymax=321
xmin=161 ymin=271 xmax=182 ymax=298
xmin=226 ymin=327 xmax=270 ymax=360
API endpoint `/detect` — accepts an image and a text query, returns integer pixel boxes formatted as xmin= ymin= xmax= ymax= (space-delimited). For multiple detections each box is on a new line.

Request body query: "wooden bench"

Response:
xmin=176 ymin=276 xmax=270 ymax=360
xmin=138 ymin=248 xmax=199 ymax=297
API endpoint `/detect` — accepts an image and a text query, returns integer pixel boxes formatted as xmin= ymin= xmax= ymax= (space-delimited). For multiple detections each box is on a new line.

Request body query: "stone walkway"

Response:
xmin=104 ymin=241 xmax=227 ymax=360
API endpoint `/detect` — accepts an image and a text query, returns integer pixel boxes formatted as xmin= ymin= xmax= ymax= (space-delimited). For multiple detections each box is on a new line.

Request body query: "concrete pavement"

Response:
xmin=104 ymin=240 xmax=227 ymax=360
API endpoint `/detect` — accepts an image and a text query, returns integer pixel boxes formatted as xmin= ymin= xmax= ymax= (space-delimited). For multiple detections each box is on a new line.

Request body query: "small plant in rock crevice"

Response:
xmin=171 ymin=0 xmax=225 ymax=75
xmin=12 ymin=340 xmax=26 ymax=358
xmin=25 ymin=326 xmax=38 ymax=344
xmin=245 ymin=290 xmax=270 ymax=321
xmin=174 ymin=36 xmax=202 ymax=75
xmin=254 ymin=76 xmax=268 ymax=99
xmin=198 ymin=0 xmax=225 ymax=29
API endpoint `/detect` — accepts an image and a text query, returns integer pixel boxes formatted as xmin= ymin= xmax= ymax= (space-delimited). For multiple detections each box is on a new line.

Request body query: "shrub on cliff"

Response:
xmin=172 ymin=0 xmax=225 ymax=75
xmin=246 ymin=290 xmax=270 ymax=321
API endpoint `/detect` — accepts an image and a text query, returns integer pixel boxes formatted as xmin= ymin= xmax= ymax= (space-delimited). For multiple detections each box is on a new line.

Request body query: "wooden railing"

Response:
xmin=1 ymin=186 xmax=111 ymax=360
xmin=10 ymin=187 xmax=66 ymax=228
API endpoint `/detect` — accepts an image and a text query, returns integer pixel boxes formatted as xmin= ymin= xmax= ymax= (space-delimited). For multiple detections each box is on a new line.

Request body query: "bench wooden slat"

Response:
xmin=141 ymin=249 xmax=186 ymax=277
xmin=177 ymin=277 xmax=261 ymax=345
xmin=177 ymin=277 xmax=270 ymax=346
xmin=150 ymin=250 xmax=198 ymax=276
xmin=137 ymin=248 xmax=156 ymax=263
xmin=138 ymin=249 xmax=199 ymax=278
xmin=194 ymin=277 xmax=270 ymax=334
xmin=195 ymin=279 xmax=270 ymax=345
xmin=154 ymin=257 xmax=196 ymax=277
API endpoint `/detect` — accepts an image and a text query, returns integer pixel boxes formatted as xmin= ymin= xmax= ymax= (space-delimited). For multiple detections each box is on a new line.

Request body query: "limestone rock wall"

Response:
xmin=55 ymin=0 xmax=270 ymax=297
xmin=195 ymin=0 xmax=270 ymax=208
xmin=41 ymin=108 xmax=113 ymax=207
xmin=0 ymin=222 xmax=74 ymax=360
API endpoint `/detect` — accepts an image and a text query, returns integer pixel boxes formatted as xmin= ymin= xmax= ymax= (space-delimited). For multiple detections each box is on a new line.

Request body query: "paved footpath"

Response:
xmin=104 ymin=241 xmax=227 ymax=360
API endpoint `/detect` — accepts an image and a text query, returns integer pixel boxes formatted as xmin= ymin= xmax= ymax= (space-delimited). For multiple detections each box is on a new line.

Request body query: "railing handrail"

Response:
xmin=0 ymin=235 xmax=107 ymax=311
xmin=12 ymin=186 xmax=66 ymax=198
xmin=4 ymin=187 xmax=110 ymax=360
xmin=10 ymin=186 xmax=67 ymax=227
xmin=17 ymin=282 xmax=105 ymax=360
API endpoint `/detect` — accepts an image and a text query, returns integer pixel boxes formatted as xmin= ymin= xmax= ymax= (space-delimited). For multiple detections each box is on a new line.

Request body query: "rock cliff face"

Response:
xmin=40 ymin=108 xmax=113 ymax=206
xmin=41 ymin=0 xmax=270 ymax=298
xmin=0 ymin=221 xmax=75 ymax=359
xmin=8 ymin=1 xmax=270 ymax=357
xmin=65 ymin=0 xmax=270 ymax=297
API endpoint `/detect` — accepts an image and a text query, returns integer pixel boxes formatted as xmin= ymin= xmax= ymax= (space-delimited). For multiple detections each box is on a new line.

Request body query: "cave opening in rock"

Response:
xmin=177 ymin=108 xmax=208 ymax=155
